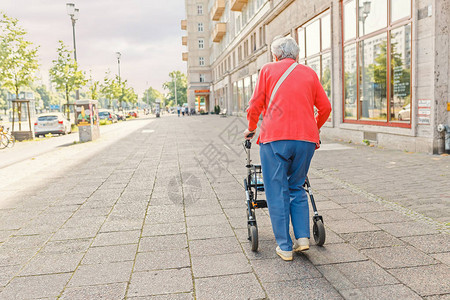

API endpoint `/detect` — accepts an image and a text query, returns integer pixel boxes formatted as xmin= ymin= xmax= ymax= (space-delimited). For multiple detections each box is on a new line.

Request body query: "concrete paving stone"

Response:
xmin=378 ymin=221 xmax=438 ymax=237
xmin=340 ymin=284 xmax=422 ymax=300
xmin=318 ymin=189 xmax=355 ymax=197
xmin=68 ymin=261 xmax=133 ymax=287
xmin=195 ymin=273 xmax=265 ymax=300
xmin=388 ymin=264 xmax=450 ymax=296
xmin=100 ymin=218 xmax=143 ymax=232
xmin=218 ymin=200 xmax=246 ymax=208
xmin=303 ymin=243 xmax=368 ymax=265
xmin=341 ymin=231 xmax=406 ymax=250
xmin=314 ymin=200 xmax=344 ymax=210
xmin=235 ymin=226 xmax=274 ymax=244
xmin=0 ymin=246 xmax=39 ymax=267
xmin=263 ymin=277 xmax=342 ymax=299
xmin=60 ymin=282 xmax=127 ymax=300
xmin=342 ymin=202 xmax=391 ymax=213
xmin=62 ymin=216 xmax=106 ymax=229
xmin=40 ymin=239 xmax=92 ymax=254
xmin=187 ymin=224 xmax=234 ymax=240
xmin=149 ymin=197 xmax=178 ymax=206
xmin=329 ymin=194 xmax=371 ymax=204
xmin=191 ymin=252 xmax=251 ymax=278
xmin=0 ymin=230 xmax=14 ymax=243
xmin=145 ymin=206 xmax=185 ymax=224
xmin=19 ymin=252 xmax=84 ymax=276
xmin=326 ymin=218 xmax=380 ymax=234
xmin=186 ymin=214 xmax=228 ymax=227
xmin=0 ymin=273 xmax=71 ymax=299
xmin=139 ymin=234 xmax=188 ymax=252
xmin=72 ymin=206 xmax=112 ymax=218
xmin=251 ymin=256 xmax=322 ymax=283
xmin=0 ymin=265 xmax=21 ymax=287
xmin=142 ymin=222 xmax=186 ymax=237
xmin=185 ymin=204 xmax=223 ymax=216
xmin=52 ymin=225 xmax=100 ymax=240
xmin=98 ymin=182 xmax=128 ymax=190
xmin=1 ymin=234 xmax=51 ymax=249
xmin=223 ymin=208 xmax=247 ymax=218
xmin=92 ymin=230 xmax=141 ymax=247
xmin=317 ymin=260 xmax=398 ymax=291
xmin=242 ymin=239 xmax=280 ymax=260
xmin=127 ymin=292 xmax=194 ymax=299
xmin=127 ymin=268 xmax=193 ymax=297
xmin=401 ymin=234 xmax=450 ymax=254
xmin=359 ymin=210 xmax=413 ymax=224
xmin=312 ymin=227 xmax=345 ymax=244
xmin=82 ymin=244 xmax=138 ymax=264
xmin=44 ymin=204 xmax=81 ymax=214
xmin=189 ymin=237 xmax=241 ymax=257
xmin=134 ymin=249 xmax=190 ymax=271
xmin=431 ymin=252 xmax=450 ymax=265
xmin=320 ymin=209 xmax=364 ymax=222
xmin=361 ymin=246 xmax=437 ymax=269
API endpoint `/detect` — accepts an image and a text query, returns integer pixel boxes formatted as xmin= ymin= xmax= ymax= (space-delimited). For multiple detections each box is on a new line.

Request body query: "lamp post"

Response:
xmin=66 ymin=3 xmax=80 ymax=101
xmin=116 ymin=52 xmax=122 ymax=111
xmin=359 ymin=1 xmax=371 ymax=119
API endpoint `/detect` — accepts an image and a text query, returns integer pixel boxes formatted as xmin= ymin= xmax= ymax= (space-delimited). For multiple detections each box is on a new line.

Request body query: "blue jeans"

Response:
xmin=260 ymin=140 xmax=315 ymax=251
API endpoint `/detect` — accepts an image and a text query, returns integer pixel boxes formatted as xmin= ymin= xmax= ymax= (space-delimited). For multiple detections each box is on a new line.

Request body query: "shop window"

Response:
xmin=297 ymin=10 xmax=332 ymax=121
xmin=342 ymin=0 xmax=412 ymax=126
xmin=237 ymin=80 xmax=244 ymax=111
xmin=244 ymin=76 xmax=251 ymax=110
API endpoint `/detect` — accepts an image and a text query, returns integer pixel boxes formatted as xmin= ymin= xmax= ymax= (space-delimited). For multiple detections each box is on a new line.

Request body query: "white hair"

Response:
xmin=271 ymin=36 xmax=300 ymax=60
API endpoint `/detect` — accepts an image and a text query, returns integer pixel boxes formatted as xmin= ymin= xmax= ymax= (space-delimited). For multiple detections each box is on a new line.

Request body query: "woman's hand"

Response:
xmin=244 ymin=129 xmax=256 ymax=140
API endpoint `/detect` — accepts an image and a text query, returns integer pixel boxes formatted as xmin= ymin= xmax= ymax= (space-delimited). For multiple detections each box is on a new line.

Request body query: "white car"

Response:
xmin=398 ymin=104 xmax=410 ymax=121
xmin=34 ymin=113 xmax=71 ymax=137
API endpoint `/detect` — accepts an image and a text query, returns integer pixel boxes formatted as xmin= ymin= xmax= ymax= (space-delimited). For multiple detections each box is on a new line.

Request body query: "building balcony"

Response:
xmin=211 ymin=0 xmax=225 ymax=21
xmin=182 ymin=36 xmax=187 ymax=46
xmin=212 ymin=22 xmax=226 ymax=43
xmin=181 ymin=19 xmax=187 ymax=30
xmin=182 ymin=52 xmax=188 ymax=61
xmin=230 ymin=0 xmax=248 ymax=11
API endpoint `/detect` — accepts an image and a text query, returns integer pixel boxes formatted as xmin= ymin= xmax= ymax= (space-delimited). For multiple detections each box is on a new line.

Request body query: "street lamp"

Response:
xmin=359 ymin=0 xmax=371 ymax=119
xmin=66 ymin=3 xmax=79 ymax=100
xmin=116 ymin=52 xmax=122 ymax=111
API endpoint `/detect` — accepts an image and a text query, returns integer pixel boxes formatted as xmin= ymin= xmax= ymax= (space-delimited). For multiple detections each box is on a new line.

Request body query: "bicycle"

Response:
xmin=0 ymin=125 xmax=15 ymax=149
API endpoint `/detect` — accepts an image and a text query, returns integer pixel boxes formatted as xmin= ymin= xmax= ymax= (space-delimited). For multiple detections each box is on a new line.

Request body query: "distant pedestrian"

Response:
xmin=177 ymin=105 xmax=181 ymax=117
xmin=244 ymin=36 xmax=331 ymax=261
xmin=181 ymin=106 xmax=185 ymax=116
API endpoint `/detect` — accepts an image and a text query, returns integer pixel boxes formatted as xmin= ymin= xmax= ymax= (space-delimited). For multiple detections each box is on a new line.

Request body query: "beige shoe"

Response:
xmin=293 ymin=238 xmax=310 ymax=252
xmin=276 ymin=246 xmax=293 ymax=261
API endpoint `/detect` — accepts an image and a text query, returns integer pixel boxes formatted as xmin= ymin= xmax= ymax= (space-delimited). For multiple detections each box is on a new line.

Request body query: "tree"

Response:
xmin=162 ymin=71 xmax=187 ymax=106
xmin=49 ymin=40 xmax=86 ymax=119
xmin=0 ymin=12 xmax=39 ymax=100
xmin=87 ymin=74 xmax=100 ymax=100
xmin=101 ymin=71 xmax=121 ymax=109
xmin=122 ymin=86 xmax=137 ymax=108
xmin=0 ymin=89 xmax=8 ymax=115
xmin=143 ymin=87 xmax=163 ymax=107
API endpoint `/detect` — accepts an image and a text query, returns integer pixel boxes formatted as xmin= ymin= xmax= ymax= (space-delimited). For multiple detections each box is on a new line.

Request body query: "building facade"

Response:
xmin=182 ymin=0 xmax=450 ymax=154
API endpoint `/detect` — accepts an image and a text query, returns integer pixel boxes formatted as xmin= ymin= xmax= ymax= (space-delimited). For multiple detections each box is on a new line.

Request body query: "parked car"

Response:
xmin=98 ymin=109 xmax=118 ymax=123
xmin=115 ymin=112 xmax=126 ymax=121
xmin=128 ymin=111 xmax=139 ymax=118
xmin=34 ymin=113 xmax=71 ymax=137
xmin=398 ymin=104 xmax=410 ymax=121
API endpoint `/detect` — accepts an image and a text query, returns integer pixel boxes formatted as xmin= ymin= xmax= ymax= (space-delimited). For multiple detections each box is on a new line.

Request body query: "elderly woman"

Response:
xmin=244 ymin=36 xmax=331 ymax=261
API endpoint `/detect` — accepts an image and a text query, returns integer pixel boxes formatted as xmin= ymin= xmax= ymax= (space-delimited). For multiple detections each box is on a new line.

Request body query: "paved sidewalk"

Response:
xmin=0 ymin=115 xmax=448 ymax=299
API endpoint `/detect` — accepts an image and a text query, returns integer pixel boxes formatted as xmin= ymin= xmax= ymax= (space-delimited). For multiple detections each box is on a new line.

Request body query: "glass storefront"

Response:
xmin=297 ymin=10 xmax=332 ymax=121
xmin=343 ymin=0 xmax=412 ymax=126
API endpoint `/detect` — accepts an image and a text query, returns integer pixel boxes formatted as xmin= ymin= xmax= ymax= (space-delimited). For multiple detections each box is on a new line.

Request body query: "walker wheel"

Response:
xmin=313 ymin=219 xmax=326 ymax=246
xmin=249 ymin=225 xmax=258 ymax=252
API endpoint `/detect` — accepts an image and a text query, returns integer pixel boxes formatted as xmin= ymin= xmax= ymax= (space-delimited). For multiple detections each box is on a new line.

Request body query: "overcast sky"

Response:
xmin=0 ymin=0 xmax=187 ymax=97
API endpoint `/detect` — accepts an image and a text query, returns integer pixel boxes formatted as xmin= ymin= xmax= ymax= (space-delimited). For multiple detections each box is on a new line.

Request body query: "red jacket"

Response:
xmin=247 ymin=58 xmax=332 ymax=147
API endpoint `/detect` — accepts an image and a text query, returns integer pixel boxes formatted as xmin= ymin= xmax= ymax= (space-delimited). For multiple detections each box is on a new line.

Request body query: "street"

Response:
xmin=0 ymin=114 xmax=448 ymax=299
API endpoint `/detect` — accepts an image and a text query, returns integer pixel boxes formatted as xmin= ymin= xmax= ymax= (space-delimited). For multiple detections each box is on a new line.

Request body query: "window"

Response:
xmin=199 ymin=74 xmax=205 ymax=82
xmin=199 ymin=57 xmax=205 ymax=66
xmin=198 ymin=23 xmax=204 ymax=32
xmin=197 ymin=4 xmax=203 ymax=15
xmin=342 ymin=0 xmax=412 ymax=125
xmin=297 ymin=11 xmax=332 ymax=121
xmin=244 ymin=40 xmax=249 ymax=58
xmin=198 ymin=39 xmax=204 ymax=49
